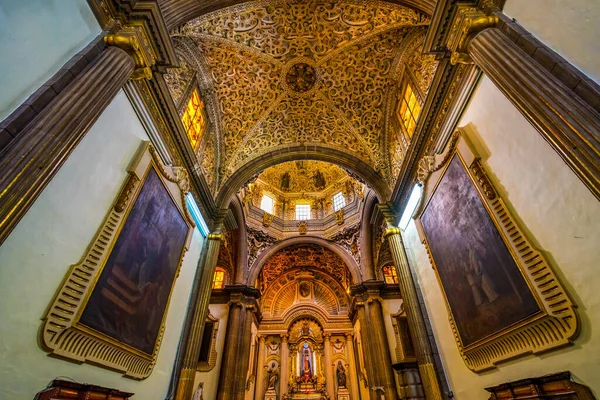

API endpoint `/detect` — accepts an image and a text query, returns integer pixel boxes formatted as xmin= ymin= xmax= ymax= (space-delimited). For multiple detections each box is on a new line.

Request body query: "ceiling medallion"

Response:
xmin=285 ymin=62 xmax=317 ymax=93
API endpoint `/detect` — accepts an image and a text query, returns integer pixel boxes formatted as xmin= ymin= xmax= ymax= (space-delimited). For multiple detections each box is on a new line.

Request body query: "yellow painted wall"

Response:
xmin=503 ymin=0 xmax=600 ymax=83
xmin=0 ymin=91 xmax=205 ymax=399
xmin=403 ymin=76 xmax=600 ymax=398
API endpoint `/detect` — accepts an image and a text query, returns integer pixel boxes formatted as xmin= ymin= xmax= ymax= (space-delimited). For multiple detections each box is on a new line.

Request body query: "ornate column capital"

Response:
xmin=104 ymin=27 xmax=156 ymax=80
xmin=207 ymin=232 xmax=225 ymax=241
xmin=258 ymin=334 xmax=267 ymax=344
xmin=280 ymin=333 xmax=289 ymax=343
xmin=446 ymin=6 xmax=498 ymax=65
xmin=324 ymin=333 xmax=332 ymax=341
xmin=344 ymin=332 xmax=354 ymax=341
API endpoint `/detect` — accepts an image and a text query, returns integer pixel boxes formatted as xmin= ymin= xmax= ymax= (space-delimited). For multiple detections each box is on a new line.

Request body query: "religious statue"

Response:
xmin=301 ymin=345 xmax=313 ymax=382
xmin=280 ymin=172 xmax=291 ymax=191
xmin=336 ymin=362 xmax=347 ymax=388
xmin=267 ymin=362 xmax=279 ymax=390
xmin=313 ymin=170 xmax=326 ymax=190
xmin=301 ymin=321 xmax=312 ymax=336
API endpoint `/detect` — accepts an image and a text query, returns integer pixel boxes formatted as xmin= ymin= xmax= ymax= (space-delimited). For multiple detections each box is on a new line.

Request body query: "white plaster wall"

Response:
xmin=193 ymin=303 xmax=230 ymax=400
xmin=0 ymin=91 xmax=204 ymax=399
xmin=504 ymin=0 xmax=600 ymax=83
xmin=403 ymin=76 xmax=600 ymax=398
xmin=0 ymin=0 xmax=101 ymax=120
xmin=381 ymin=299 xmax=404 ymax=364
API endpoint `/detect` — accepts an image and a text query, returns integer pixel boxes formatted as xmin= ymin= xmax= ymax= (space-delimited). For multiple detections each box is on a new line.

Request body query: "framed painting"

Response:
xmin=414 ymin=129 xmax=579 ymax=371
xmin=42 ymin=142 xmax=195 ymax=378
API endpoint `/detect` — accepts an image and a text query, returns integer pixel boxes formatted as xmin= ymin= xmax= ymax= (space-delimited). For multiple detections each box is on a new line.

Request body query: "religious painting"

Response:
xmin=420 ymin=155 xmax=540 ymax=347
xmin=415 ymin=130 xmax=578 ymax=371
xmin=79 ymin=168 xmax=188 ymax=354
xmin=42 ymin=143 xmax=194 ymax=378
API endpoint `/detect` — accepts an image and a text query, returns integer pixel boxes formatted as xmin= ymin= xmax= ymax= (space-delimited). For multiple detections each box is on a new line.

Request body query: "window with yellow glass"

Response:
xmin=396 ymin=83 xmax=421 ymax=138
xmin=212 ymin=268 xmax=226 ymax=289
xmin=383 ymin=265 xmax=399 ymax=284
xmin=182 ymin=89 xmax=206 ymax=150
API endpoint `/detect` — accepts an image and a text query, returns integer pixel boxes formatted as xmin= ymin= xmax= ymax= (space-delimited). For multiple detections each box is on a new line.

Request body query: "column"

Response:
xmin=365 ymin=296 xmax=398 ymax=400
xmin=345 ymin=334 xmax=360 ymax=400
xmin=453 ymin=13 xmax=600 ymax=201
xmin=217 ymin=286 xmax=261 ymax=400
xmin=175 ymin=232 xmax=224 ymax=400
xmin=0 ymin=43 xmax=136 ymax=245
xmin=355 ymin=304 xmax=375 ymax=393
xmin=218 ymin=302 xmax=244 ymax=400
xmin=254 ymin=336 xmax=267 ymax=400
xmin=324 ymin=334 xmax=334 ymax=398
xmin=385 ymin=228 xmax=442 ymax=400
xmin=280 ymin=334 xmax=290 ymax=396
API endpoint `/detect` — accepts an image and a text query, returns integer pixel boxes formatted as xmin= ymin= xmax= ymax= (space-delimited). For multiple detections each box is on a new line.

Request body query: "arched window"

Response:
xmin=181 ymin=88 xmax=206 ymax=150
xmin=382 ymin=265 xmax=398 ymax=284
xmin=260 ymin=194 xmax=274 ymax=214
xmin=396 ymin=82 xmax=422 ymax=138
xmin=212 ymin=267 xmax=226 ymax=289
xmin=332 ymin=191 xmax=346 ymax=211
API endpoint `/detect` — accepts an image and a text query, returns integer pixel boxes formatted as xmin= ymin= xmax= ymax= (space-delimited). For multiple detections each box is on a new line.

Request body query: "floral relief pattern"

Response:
xmin=164 ymin=0 xmax=435 ymax=193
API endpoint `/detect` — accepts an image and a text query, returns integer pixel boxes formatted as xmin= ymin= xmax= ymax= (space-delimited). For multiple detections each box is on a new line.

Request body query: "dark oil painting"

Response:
xmin=421 ymin=155 xmax=540 ymax=347
xmin=79 ymin=167 xmax=188 ymax=355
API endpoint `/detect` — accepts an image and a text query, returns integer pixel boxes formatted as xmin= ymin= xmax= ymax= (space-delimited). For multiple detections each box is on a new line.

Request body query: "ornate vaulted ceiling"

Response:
xmin=257 ymin=161 xmax=349 ymax=194
xmin=166 ymin=0 xmax=438 ymax=195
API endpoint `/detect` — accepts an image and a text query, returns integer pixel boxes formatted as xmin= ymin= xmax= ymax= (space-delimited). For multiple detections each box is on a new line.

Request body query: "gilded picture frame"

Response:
xmin=41 ymin=142 xmax=195 ymax=379
xmin=413 ymin=129 xmax=579 ymax=372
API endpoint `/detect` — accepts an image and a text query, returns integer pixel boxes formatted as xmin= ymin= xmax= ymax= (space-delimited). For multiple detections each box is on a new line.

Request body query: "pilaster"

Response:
xmin=345 ymin=334 xmax=361 ymax=400
xmin=324 ymin=334 xmax=334 ymax=398
xmin=378 ymin=204 xmax=443 ymax=400
xmin=175 ymin=230 xmax=224 ymax=400
xmin=280 ymin=334 xmax=290 ymax=396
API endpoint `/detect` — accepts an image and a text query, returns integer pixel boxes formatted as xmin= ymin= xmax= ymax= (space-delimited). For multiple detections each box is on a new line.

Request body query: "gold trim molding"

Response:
xmin=41 ymin=142 xmax=194 ymax=379
xmin=414 ymin=128 xmax=579 ymax=371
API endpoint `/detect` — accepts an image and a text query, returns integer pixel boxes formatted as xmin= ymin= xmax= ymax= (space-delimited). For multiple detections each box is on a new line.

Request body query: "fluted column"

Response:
xmin=355 ymin=304 xmax=375 ymax=395
xmin=176 ymin=232 xmax=224 ymax=400
xmin=365 ymin=296 xmax=398 ymax=400
xmin=217 ymin=286 xmax=261 ymax=400
xmin=324 ymin=334 xmax=334 ymax=398
xmin=280 ymin=334 xmax=290 ymax=396
xmin=460 ymin=23 xmax=600 ymax=200
xmin=255 ymin=336 xmax=267 ymax=400
xmin=0 ymin=44 xmax=136 ymax=244
xmin=385 ymin=228 xmax=442 ymax=400
xmin=345 ymin=334 xmax=360 ymax=400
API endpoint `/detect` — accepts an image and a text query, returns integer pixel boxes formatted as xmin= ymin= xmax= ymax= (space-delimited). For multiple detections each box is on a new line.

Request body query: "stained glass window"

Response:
xmin=296 ymin=203 xmax=310 ymax=220
xmin=383 ymin=265 xmax=399 ymax=284
xmin=182 ymin=89 xmax=205 ymax=150
xmin=332 ymin=191 xmax=346 ymax=212
xmin=397 ymin=83 xmax=421 ymax=137
xmin=212 ymin=268 xmax=225 ymax=289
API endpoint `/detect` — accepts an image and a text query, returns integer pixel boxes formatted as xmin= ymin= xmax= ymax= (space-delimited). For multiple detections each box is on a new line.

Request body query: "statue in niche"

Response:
xmin=301 ymin=343 xmax=313 ymax=382
xmin=313 ymin=170 xmax=326 ymax=190
xmin=280 ymin=172 xmax=291 ymax=191
xmin=336 ymin=362 xmax=347 ymax=388
xmin=301 ymin=321 xmax=312 ymax=336
xmin=267 ymin=362 xmax=279 ymax=390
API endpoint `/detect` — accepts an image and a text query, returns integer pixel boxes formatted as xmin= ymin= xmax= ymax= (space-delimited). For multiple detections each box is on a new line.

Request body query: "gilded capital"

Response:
xmin=103 ymin=22 xmax=157 ymax=80
xmin=447 ymin=7 xmax=498 ymax=64
xmin=384 ymin=227 xmax=402 ymax=239
xmin=208 ymin=232 xmax=225 ymax=241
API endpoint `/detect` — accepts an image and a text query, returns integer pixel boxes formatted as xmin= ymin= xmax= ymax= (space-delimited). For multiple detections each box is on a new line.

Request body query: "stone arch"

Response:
xmin=215 ymin=146 xmax=391 ymax=210
xmin=247 ymin=236 xmax=362 ymax=286
xmin=282 ymin=304 xmax=331 ymax=329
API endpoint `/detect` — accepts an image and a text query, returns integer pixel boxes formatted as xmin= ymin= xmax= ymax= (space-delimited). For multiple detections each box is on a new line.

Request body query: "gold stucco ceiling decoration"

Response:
xmin=173 ymin=0 xmax=431 ymax=192
xmin=258 ymin=160 xmax=349 ymax=194
xmin=259 ymin=243 xmax=352 ymax=291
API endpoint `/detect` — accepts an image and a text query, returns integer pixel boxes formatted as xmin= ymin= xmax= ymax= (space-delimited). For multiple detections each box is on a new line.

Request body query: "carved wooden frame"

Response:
xmin=197 ymin=313 xmax=220 ymax=372
xmin=414 ymin=129 xmax=579 ymax=371
xmin=41 ymin=142 xmax=195 ymax=379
